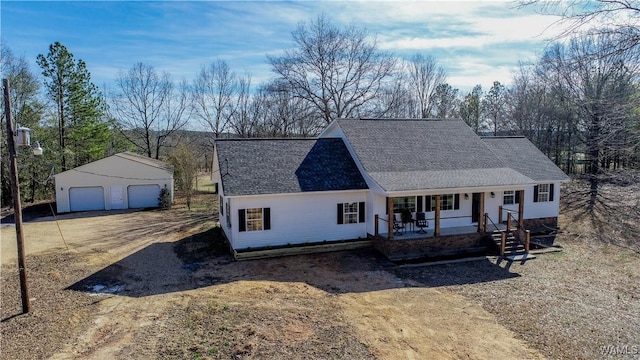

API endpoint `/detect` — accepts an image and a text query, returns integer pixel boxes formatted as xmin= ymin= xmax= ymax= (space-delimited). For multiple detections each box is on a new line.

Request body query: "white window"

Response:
xmin=246 ymin=208 xmax=263 ymax=231
xmin=429 ymin=194 xmax=460 ymax=211
xmin=339 ymin=202 xmax=364 ymax=224
xmin=343 ymin=202 xmax=359 ymax=224
xmin=393 ymin=197 xmax=416 ymax=213
xmin=239 ymin=207 xmax=271 ymax=232
xmin=503 ymin=190 xmax=515 ymax=205
xmin=537 ymin=184 xmax=549 ymax=202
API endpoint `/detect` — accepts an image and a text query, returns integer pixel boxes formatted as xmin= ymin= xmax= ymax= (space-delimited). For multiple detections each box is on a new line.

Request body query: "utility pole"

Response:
xmin=3 ymin=78 xmax=31 ymax=314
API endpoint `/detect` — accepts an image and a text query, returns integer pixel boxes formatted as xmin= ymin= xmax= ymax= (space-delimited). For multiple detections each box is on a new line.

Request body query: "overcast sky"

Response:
xmin=1 ymin=1 xmax=566 ymax=93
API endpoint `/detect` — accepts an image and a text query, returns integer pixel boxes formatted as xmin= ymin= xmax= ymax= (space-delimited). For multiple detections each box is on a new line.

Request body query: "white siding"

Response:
xmin=484 ymin=191 xmax=502 ymax=224
xmin=54 ymin=155 xmax=173 ymax=213
xmin=227 ymin=191 xmax=367 ymax=250
xmin=370 ymin=187 xmax=562 ymax=231
xmin=523 ymin=182 xmax=561 ymax=219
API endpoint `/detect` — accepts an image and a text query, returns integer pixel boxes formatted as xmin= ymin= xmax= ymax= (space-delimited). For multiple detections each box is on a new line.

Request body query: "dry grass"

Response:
xmin=395 ymin=177 xmax=640 ymax=359
xmin=1 ymin=175 xmax=639 ymax=359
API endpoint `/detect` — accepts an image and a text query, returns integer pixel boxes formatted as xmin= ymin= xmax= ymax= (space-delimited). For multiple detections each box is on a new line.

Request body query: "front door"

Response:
xmin=472 ymin=193 xmax=481 ymax=223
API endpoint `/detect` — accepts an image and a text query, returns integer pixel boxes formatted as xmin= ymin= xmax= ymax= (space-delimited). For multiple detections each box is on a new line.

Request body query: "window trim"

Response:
xmin=246 ymin=208 xmax=264 ymax=231
xmin=503 ymin=190 xmax=515 ymax=205
xmin=428 ymin=194 xmax=460 ymax=211
xmin=338 ymin=202 xmax=365 ymax=224
xmin=344 ymin=202 xmax=359 ymax=224
xmin=238 ymin=207 xmax=271 ymax=232
xmin=393 ymin=196 xmax=416 ymax=213
xmin=534 ymin=183 xmax=554 ymax=203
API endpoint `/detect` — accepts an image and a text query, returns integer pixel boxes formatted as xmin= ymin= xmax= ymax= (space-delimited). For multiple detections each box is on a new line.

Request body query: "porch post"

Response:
xmin=476 ymin=192 xmax=485 ymax=232
xmin=518 ymin=190 xmax=524 ymax=228
xmin=374 ymin=214 xmax=379 ymax=236
xmin=434 ymin=195 xmax=441 ymax=237
xmin=387 ymin=197 xmax=394 ymax=240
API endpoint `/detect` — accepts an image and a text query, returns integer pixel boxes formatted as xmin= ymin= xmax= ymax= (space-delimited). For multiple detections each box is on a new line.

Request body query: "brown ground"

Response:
xmin=1 ymin=176 xmax=639 ymax=359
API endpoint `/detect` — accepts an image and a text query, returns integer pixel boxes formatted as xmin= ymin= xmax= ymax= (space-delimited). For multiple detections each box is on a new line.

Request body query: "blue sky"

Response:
xmin=1 ymin=1 xmax=565 ymax=93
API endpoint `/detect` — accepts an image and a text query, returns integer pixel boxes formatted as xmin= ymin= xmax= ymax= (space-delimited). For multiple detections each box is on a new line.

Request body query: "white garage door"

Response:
xmin=127 ymin=184 xmax=161 ymax=209
xmin=69 ymin=187 xmax=105 ymax=212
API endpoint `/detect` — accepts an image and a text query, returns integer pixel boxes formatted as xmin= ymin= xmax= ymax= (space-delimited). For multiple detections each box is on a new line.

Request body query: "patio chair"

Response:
xmin=393 ymin=213 xmax=405 ymax=235
xmin=416 ymin=212 xmax=428 ymax=233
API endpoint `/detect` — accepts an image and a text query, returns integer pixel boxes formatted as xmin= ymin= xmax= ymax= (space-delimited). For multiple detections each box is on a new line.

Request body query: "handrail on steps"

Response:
xmin=505 ymin=211 xmax=531 ymax=255
xmin=484 ymin=213 xmax=508 ymax=256
xmin=483 ymin=213 xmax=501 ymax=233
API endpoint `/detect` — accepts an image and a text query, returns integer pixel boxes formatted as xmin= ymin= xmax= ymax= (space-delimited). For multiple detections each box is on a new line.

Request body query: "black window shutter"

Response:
xmin=337 ymin=203 xmax=344 ymax=224
xmin=515 ymin=191 xmax=520 ymax=204
xmin=454 ymin=194 xmax=460 ymax=210
xmin=417 ymin=196 xmax=423 ymax=213
xmin=238 ymin=209 xmax=246 ymax=232
xmin=385 ymin=197 xmax=389 ymax=214
xmin=426 ymin=196 xmax=432 ymax=212
xmin=359 ymin=202 xmax=365 ymax=223
xmin=220 ymin=196 xmax=224 ymax=215
xmin=533 ymin=185 xmax=539 ymax=203
xmin=263 ymin=208 xmax=271 ymax=230
xmin=549 ymin=184 xmax=555 ymax=202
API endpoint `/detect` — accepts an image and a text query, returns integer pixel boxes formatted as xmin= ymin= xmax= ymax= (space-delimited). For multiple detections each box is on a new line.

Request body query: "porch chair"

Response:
xmin=416 ymin=212 xmax=428 ymax=233
xmin=393 ymin=213 xmax=405 ymax=235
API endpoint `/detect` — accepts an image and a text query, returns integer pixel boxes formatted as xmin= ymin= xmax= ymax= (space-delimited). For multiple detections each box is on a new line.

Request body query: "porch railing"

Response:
xmin=484 ymin=213 xmax=508 ymax=256
xmin=374 ymin=214 xmax=391 ymax=240
xmin=506 ymin=211 xmax=530 ymax=254
xmin=485 ymin=212 xmax=530 ymax=256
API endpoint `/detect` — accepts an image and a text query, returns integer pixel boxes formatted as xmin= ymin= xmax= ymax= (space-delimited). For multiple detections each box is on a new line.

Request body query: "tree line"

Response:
xmin=2 ymin=3 xmax=639 ymax=206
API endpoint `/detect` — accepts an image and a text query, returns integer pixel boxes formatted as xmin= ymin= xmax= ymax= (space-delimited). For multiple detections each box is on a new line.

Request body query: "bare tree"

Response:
xmin=407 ymin=54 xmax=447 ymax=118
xmin=228 ymin=74 xmax=257 ymax=138
xmin=192 ymin=60 xmax=236 ymax=138
xmin=111 ymin=63 xmax=189 ymax=159
xmin=167 ymin=144 xmax=197 ymax=210
xmin=537 ymin=34 xmax=639 ymax=206
xmin=268 ymin=14 xmax=396 ymax=124
xmin=252 ymin=80 xmax=322 ymax=137
xmin=520 ymin=0 xmax=640 ymax=57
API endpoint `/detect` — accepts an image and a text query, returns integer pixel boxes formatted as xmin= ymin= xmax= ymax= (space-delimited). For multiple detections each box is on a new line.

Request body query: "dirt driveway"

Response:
xmin=1 ymin=197 xmax=542 ymax=359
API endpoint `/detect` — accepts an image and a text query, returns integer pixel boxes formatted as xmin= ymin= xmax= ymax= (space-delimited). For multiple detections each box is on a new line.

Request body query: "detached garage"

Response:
xmin=54 ymin=152 xmax=173 ymax=213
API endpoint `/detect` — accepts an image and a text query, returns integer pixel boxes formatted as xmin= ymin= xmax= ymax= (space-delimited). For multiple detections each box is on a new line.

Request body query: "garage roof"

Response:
xmin=54 ymin=152 xmax=173 ymax=179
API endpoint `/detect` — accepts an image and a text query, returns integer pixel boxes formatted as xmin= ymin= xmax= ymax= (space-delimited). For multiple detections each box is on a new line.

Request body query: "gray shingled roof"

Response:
xmin=216 ymin=138 xmax=368 ymax=196
xmin=482 ymin=137 xmax=570 ymax=182
xmin=369 ymin=168 xmax=536 ymax=191
xmin=337 ymin=119 xmax=539 ymax=191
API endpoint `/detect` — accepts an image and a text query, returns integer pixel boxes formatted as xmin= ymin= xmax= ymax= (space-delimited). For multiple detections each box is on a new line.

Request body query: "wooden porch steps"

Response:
xmin=491 ymin=230 xmax=528 ymax=258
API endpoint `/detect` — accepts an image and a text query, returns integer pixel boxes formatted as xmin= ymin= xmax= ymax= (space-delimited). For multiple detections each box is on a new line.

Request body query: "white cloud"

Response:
xmin=2 ymin=1 xmax=572 ymax=95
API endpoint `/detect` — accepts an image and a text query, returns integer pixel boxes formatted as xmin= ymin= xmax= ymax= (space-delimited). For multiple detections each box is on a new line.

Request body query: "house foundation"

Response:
xmin=372 ymin=232 xmax=494 ymax=262
xmin=522 ymin=217 xmax=558 ymax=234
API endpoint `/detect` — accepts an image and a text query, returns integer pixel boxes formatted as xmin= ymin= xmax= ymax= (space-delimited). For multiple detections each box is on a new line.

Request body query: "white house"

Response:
xmin=212 ymin=119 xmax=569 ymax=257
xmin=54 ymin=152 xmax=173 ymax=213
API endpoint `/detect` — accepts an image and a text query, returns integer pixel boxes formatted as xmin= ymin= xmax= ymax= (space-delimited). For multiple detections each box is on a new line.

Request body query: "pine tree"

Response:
xmin=37 ymin=42 xmax=110 ymax=170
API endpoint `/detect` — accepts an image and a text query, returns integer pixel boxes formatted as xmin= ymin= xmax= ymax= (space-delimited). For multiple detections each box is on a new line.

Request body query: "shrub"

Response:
xmin=158 ymin=185 xmax=172 ymax=210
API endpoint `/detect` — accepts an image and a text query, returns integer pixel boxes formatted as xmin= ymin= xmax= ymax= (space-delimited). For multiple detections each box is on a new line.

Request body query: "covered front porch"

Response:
xmin=375 ymin=223 xmax=508 ymax=240
xmin=373 ymin=191 xmax=525 ymax=241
